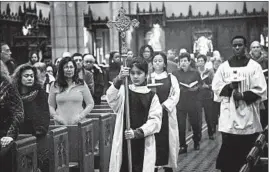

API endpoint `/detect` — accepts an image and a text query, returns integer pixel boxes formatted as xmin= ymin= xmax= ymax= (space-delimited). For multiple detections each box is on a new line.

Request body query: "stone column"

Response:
xmin=50 ymin=2 xmax=86 ymax=62
xmin=109 ymin=1 xmax=120 ymax=52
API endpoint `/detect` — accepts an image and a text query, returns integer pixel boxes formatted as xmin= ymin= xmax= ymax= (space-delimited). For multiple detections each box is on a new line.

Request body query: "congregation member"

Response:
xmin=212 ymin=56 xmax=223 ymax=134
xmin=72 ymin=53 xmax=94 ymax=94
xmin=48 ymin=57 xmax=94 ymax=125
xmin=249 ymin=41 xmax=268 ymax=69
xmin=107 ymin=51 xmax=121 ymax=86
xmin=126 ymin=49 xmax=134 ymax=64
xmin=54 ymin=57 xmax=63 ymax=71
xmin=12 ymin=64 xmax=50 ymax=172
xmin=173 ymin=52 xmax=202 ymax=153
xmin=27 ymin=51 xmax=39 ymax=65
xmin=167 ymin=49 xmax=177 ymax=63
xmin=1 ymin=43 xmax=16 ymax=74
xmin=196 ymin=54 xmax=215 ymax=139
xmin=166 ymin=49 xmax=178 ymax=73
xmin=83 ymin=54 xmax=105 ymax=105
xmin=33 ymin=62 xmax=47 ymax=85
xmin=44 ymin=64 xmax=56 ymax=94
xmin=0 ymin=60 xmax=24 ymax=172
xmin=212 ymin=36 xmax=267 ymax=172
xmin=151 ymin=52 xmax=180 ymax=172
xmin=139 ymin=45 xmax=154 ymax=73
xmin=249 ymin=41 xmax=268 ymax=129
xmin=107 ymin=57 xmax=162 ymax=172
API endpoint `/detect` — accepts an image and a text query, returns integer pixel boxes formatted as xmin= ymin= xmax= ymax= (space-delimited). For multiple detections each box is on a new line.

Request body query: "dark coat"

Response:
xmin=0 ymin=77 xmax=24 ymax=140
xmin=20 ymin=87 xmax=50 ymax=138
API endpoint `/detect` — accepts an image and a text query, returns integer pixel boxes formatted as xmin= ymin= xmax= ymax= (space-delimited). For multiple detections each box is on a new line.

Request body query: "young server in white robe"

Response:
xmin=150 ymin=52 xmax=180 ymax=172
xmin=212 ymin=36 xmax=267 ymax=172
xmin=107 ymin=57 xmax=162 ymax=172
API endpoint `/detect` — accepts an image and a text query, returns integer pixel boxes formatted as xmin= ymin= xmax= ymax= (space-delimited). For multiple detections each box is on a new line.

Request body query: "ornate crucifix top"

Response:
xmin=107 ymin=7 xmax=139 ymax=54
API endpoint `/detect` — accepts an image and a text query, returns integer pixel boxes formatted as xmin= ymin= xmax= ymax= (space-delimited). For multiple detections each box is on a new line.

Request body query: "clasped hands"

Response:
xmin=229 ymin=82 xmax=244 ymax=101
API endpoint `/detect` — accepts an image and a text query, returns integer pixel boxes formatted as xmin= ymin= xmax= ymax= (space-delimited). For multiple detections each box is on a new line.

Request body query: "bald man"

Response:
xmin=83 ymin=54 xmax=105 ymax=105
xmin=250 ymin=41 xmax=268 ymax=69
xmin=250 ymin=41 xmax=268 ymax=129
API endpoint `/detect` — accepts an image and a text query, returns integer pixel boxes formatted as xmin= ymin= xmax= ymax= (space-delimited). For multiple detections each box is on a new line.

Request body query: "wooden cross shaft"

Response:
xmin=107 ymin=7 xmax=139 ymax=172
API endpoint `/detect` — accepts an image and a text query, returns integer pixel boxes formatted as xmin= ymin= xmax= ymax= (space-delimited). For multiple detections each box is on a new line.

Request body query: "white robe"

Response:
xmin=107 ymin=84 xmax=163 ymax=172
xmin=212 ymin=59 xmax=267 ymax=134
xmin=151 ymin=72 xmax=180 ymax=170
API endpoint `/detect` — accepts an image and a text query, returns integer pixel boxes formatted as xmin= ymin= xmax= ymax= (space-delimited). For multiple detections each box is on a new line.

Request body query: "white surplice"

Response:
xmin=212 ymin=59 xmax=267 ymax=134
xmin=107 ymin=84 xmax=162 ymax=172
xmin=151 ymin=71 xmax=180 ymax=170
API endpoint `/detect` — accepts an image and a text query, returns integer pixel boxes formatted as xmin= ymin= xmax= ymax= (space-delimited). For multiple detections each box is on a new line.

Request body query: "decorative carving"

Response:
xmin=188 ymin=5 xmax=192 ymax=18
xmin=6 ymin=3 xmax=11 ymax=16
xmin=104 ymin=121 xmax=111 ymax=146
xmin=166 ymin=2 xmax=268 ymax=21
xmin=107 ymin=7 xmax=139 ymax=54
xmin=243 ymin=2 xmax=247 ymax=15
xmin=57 ymin=135 xmax=67 ymax=167
xmin=136 ymin=3 xmax=140 ymax=13
xmin=85 ymin=130 xmax=93 ymax=154
xmin=215 ymin=4 xmax=219 ymax=16
xmin=20 ymin=153 xmax=34 ymax=169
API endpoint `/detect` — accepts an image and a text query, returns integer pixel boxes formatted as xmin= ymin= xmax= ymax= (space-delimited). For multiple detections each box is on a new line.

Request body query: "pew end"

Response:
xmin=13 ymin=135 xmax=37 ymax=172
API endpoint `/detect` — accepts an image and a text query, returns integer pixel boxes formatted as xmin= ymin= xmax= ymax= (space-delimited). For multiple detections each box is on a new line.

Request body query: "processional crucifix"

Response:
xmin=107 ymin=7 xmax=139 ymax=172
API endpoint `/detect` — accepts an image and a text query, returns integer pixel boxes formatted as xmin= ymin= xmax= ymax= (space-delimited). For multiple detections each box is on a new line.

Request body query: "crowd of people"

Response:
xmin=0 ymin=35 xmax=268 ymax=172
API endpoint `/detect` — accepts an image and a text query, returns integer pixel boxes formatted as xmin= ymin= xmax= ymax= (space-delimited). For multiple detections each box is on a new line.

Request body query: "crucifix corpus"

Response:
xmin=107 ymin=7 xmax=139 ymax=172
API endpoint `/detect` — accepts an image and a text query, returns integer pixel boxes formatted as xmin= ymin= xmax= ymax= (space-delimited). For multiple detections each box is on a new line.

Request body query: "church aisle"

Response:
xmin=176 ymin=132 xmax=221 ymax=172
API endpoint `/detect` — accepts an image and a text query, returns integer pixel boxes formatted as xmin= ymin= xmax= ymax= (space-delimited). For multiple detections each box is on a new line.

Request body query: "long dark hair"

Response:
xmin=55 ymin=56 xmax=83 ymax=92
xmin=109 ymin=51 xmax=120 ymax=65
xmin=139 ymin=45 xmax=154 ymax=62
xmin=152 ymin=52 xmax=168 ymax=72
xmin=12 ymin=64 xmax=42 ymax=92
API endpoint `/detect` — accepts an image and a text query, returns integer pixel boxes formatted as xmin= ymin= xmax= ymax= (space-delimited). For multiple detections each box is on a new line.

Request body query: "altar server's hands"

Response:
xmin=118 ymin=66 xmax=130 ymax=80
xmin=233 ymin=90 xmax=244 ymax=101
xmin=125 ymin=129 xmax=135 ymax=140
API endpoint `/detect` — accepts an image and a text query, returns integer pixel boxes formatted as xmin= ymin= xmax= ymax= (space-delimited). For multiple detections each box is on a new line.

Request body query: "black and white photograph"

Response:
xmin=0 ymin=1 xmax=268 ymax=172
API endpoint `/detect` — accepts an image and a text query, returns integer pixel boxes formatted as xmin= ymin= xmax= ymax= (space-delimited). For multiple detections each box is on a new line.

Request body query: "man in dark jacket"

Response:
xmin=83 ymin=54 xmax=105 ymax=105
xmin=173 ymin=52 xmax=202 ymax=154
xmin=72 ymin=53 xmax=94 ymax=95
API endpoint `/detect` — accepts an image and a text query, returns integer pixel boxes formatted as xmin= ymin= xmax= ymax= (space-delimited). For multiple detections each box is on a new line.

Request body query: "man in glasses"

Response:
xmin=212 ymin=35 xmax=267 ymax=172
xmin=83 ymin=54 xmax=105 ymax=105
xmin=1 ymin=43 xmax=16 ymax=75
xmin=72 ymin=53 xmax=94 ymax=95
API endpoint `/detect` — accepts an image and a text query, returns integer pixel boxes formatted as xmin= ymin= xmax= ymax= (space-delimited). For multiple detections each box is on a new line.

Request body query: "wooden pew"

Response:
xmin=16 ymin=126 xmax=69 ymax=172
xmin=51 ymin=119 xmax=95 ymax=172
xmin=46 ymin=126 xmax=69 ymax=172
xmin=91 ymin=108 xmax=114 ymax=113
xmin=86 ymin=113 xmax=113 ymax=172
xmin=13 ymin=135 xmax=37 ymax=172
xmin=94 ymin=104 xmax=110 ymax=109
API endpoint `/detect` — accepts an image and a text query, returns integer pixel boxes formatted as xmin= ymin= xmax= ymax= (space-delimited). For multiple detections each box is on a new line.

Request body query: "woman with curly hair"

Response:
xmin=48 ymin=56 xmax=94 ymax=125
xmin=12 ymin=63 xmax=50 ymax=171
xmin=0 ymin=60 xmax=24 ymax=171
